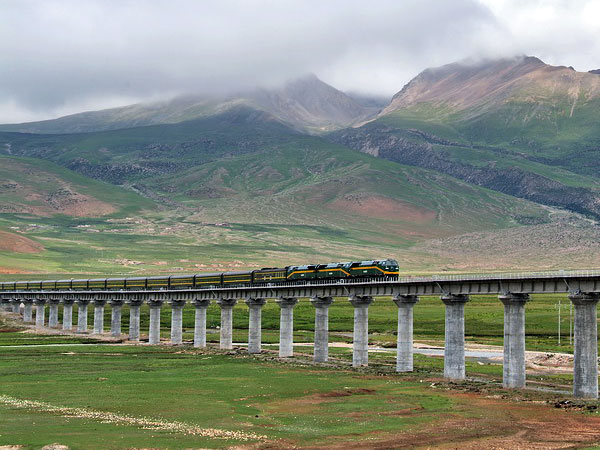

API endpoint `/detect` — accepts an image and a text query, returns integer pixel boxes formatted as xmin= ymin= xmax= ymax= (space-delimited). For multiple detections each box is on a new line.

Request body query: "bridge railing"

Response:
xmin=2 ymin=270 xmax=599 ymax=294
xmin=404 ymin=269 xmax=600 ymax=283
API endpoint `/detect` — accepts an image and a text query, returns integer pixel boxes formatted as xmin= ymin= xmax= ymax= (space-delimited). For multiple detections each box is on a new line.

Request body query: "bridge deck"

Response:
xmin=2 ymin=270 xmax=599 ymax=298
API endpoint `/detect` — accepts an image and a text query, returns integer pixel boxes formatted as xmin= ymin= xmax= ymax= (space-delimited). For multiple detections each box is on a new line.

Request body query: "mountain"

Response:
xmin=330 ymin=56 xmax=600 ymax=219
xmin=377 ymin=55 xmax=600 ymax=160
xmin=0 ymin=104 xmax=561 ymax=275
xmin=0 ymin=75 xmax=376 ymax=135
xmin=2 ymin=56 xmax=600 ymax=275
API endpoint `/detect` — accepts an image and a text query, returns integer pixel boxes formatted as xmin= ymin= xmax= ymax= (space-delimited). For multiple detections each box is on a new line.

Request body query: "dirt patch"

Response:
xmin=0 ymin=231 xmax=44 ymax=254
xmin=319 ymin=388 xmax=376 ymax=398
xmin=0 ymin=159 xmax=116 ymax=217
xmin=25 ymin=188 xmax=116 ymax=217
xmin=0 ymin=267 xmax=27 ymax=274
xmin=265 ymin=388 xmax=377 ymax=415
xmin=528 ymin=352 xmax=573 ymax=374
xmin=312 ymin=391 xmax=600 ymax=449
xmin=328 ymin=194 xmax=436 ymax=223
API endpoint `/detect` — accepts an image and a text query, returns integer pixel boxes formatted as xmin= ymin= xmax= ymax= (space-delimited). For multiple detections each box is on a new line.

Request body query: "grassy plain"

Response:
xmin=1 ymin=339 xmax=600 ymax=448
xmin=1 ymin=291 xmax=598 ymax=449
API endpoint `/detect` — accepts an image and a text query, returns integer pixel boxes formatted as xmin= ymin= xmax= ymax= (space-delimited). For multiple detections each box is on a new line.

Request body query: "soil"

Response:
xmin=328 ymin=194 xmax=436 ymax=223
xmin=0 ymin=231 xmax=44 ymax=254
xmin=311 ymin=391 xmax=600 ymax=449
xmin=1 ymin=159 xmax=116 ymax=218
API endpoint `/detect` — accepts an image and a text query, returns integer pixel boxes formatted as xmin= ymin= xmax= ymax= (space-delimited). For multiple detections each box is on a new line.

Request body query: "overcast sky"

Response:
xmin=2 ymin=0 xmax=600 ymax=123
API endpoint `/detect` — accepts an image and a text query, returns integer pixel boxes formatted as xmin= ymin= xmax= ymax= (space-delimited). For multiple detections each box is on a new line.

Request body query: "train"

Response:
xmin=0 ymin=259 xmax=399 ymax=291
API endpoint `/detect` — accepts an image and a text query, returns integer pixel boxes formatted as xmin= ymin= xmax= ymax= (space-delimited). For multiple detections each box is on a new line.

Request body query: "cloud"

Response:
xmin=1 ymin=0 xmax=599 ymax=123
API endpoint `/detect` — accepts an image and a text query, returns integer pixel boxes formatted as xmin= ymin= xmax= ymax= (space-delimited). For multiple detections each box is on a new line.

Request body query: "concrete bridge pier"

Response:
xmin=569 ymin=292 xmax=600 ymax=399
xmin=23 ymin=299 xmax=34 ymax=323
xmin=48 ymin=298 xmax=60 ymax=328
xmin=441 ymin=294 xmax=470 ymax=380
xmin=109 ymin=298 xmax=124 ymax=338
xmin=499 ymin=293 xmax=529 ymax=388
xmin=393 ymin=294 xmax=419 ymax=372
xmin=127 ymin=297 xmax=144 ymax=342
xmin=76 ymin=298 xmax=90 ymax=333
xmin=246 ymin=298 xmax=266 ymax=354
xmin=92 ymin=298 xmax=107 ymax=334
xmin=148 ymin=297 xmax=164 ymax=345
xmin=10 ymin=298 xmax=21 ymax=314
xmin=349 ymin=295 xmax=373 ymax=367
xmin=62 ymin=298 xmax=74 ymax=330
xmin=311 ymin=296 xmax=334 ymax=363
xmin=169 ymin=298 xmax=186 ymax=345
xmin=192 ymin=299 xmax=210 ymax=348
xmin=34 ymin=298 xmax=47 ymax=328
xmin=276 ymin=297 xmax=298 ymax=357
xmin=217 ymin=298 xmax=237 ymax=349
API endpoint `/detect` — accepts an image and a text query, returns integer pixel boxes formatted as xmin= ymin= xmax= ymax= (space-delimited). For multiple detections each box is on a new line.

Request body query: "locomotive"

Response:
xmin=0 ymin=259 xmax=399 ymax=291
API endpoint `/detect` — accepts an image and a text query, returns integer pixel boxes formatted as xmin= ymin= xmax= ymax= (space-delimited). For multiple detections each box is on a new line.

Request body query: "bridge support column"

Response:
xmin=148 ymin=297 xmax=164 ymax=345
xmin=62 ymin=298 xmax=74 ymax=330
xmin=10 ymin=298 xmax=21 ymax=314
xmin=276 ymin=297 xmax=298 ymax=357
xmin=393 ymin=295 xmax=419 ymax=372
xmin=34 ymin=298 xmax=46 ymax=328
xmin=76 ymin=298 xmax=90 ymax=333
xmin=246 ymin=298 xmax=266 ymax=354
xmin=48 ymin=298 xmax=60 ymax=328
xmin=349 ymin=295 xmax=373 ymax=367
xmin=441 ymin=294 xmax=469 ymax=380
xmin=569 ymin=292 xmax=600 ymax=399
xmin=169 ymin=299 xmax=186 ymax=345
xmin=192 ymin=299 xmax=210 ymax=348
xmin=499 ymin=293 xmax=529 ymax=388
xmin=109 ymin=298 xmax=124 ymax=338
xmin=23 ymin=299 xmax=34 ymax=323
xmin=127 ymin=297 xmax=143 ymax=342
xmin=311 ymin=296 xmax=334 ymax=363
xmin=217 ymin=298 xmax=237 ymax=349
xmin=92 ymin=298 xmax=107 ymax=334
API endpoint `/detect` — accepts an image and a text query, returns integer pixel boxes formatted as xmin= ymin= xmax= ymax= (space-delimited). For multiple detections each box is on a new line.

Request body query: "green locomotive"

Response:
xmin=0 ymin=259 xmax=399 ymax=291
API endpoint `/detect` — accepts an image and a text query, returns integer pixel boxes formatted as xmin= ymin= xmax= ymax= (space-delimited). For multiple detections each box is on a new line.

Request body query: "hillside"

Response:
xmin=2 ymin=56 xmax=600 ymax=276
xmin=0 ymin=105 xmax=566 ymax=276
xmin=331 ymin=56 xmax=600 ymax=219
xmin=0 ymin=75 xmax=377 ymax=135
xmin=379 ymin=56 xmax=600 ymax=171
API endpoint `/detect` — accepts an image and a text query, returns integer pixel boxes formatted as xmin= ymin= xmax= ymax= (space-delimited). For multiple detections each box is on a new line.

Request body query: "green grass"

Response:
xmin=0 ymin=291 xmax=594 ymax=448
xmin=0 ymin=345 xmax=454 ymax=449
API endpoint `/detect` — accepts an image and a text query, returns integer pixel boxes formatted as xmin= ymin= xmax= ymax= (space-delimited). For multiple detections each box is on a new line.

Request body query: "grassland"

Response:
xmin=1 ymin=335 xmax=600 ymax=448
xmin=3 ymin=291 xmax=600 ymax=448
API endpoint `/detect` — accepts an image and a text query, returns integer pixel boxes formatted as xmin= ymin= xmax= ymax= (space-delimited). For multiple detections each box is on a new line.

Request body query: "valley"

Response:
xmin=1 ymin=56 xmax=599 ymax=277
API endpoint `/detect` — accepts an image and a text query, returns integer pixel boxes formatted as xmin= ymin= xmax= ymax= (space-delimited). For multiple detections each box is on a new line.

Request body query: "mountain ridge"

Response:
xmin=0 ymin=75 xmax=378 ymax=135
xmin=381 ymin=55 xmax=600 ymax=117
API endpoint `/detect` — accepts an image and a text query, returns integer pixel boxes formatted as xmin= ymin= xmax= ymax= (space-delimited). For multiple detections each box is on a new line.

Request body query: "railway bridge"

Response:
xmin=2 ymin=270 xmax=600 ymax=398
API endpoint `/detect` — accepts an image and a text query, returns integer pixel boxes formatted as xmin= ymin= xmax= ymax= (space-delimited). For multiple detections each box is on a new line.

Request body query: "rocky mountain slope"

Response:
xmin=330 ymin=56 xmax=600 ymax=219
xmin=0 ymin=75 xmax=377 ymax=135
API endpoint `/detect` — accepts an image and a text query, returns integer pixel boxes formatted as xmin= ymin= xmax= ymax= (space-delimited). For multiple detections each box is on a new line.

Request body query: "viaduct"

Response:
xmin=2 ymin=270 xmax=600 ymax=399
